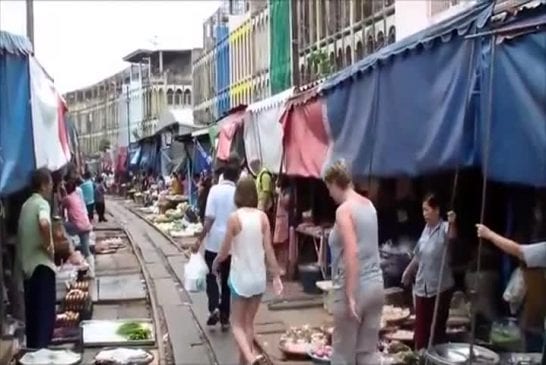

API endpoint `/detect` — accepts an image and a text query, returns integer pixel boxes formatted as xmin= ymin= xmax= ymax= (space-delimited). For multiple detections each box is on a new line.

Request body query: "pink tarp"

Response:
xmin=281 ymin=89 xmax=329 ymax=178
xmin=216 ymin=109 xmax=246 ymax=161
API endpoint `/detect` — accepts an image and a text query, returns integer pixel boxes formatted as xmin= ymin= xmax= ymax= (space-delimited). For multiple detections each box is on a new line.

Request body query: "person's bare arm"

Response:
xmin=404 ymin=256 xmax=419 ymax=276
xmin=215 ymin=214 xmax=237 ymax=264
xmin=38 ymin=205 xmax=53 ymax=256
xmin=194 ymin=190 xmax=216 ymax=251
xmin=477 ymin=224 xmax=523 ymax=260
xmin=261 ymin=212 xmax=281 ymax=276
xmin=447 ymin=211 xmax=457 ymax=240
xmin=198 ymin=217 xmax=214 ymax=243
xmin=336 ymin=205 xmax=359 ymax=299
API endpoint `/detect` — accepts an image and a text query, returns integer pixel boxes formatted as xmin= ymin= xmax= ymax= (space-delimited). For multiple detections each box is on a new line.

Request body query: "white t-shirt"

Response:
xmin=521 ymin=241 xmax=546 ymax=269
xmin=204 ymin=180 xmax=236 ymax=253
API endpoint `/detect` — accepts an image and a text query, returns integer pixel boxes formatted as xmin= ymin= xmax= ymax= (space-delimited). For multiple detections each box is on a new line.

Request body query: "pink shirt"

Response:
xmin=63 ymin=192 xmax=92 ymax=232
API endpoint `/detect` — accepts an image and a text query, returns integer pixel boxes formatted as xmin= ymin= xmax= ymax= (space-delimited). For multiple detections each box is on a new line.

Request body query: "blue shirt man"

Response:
xmin=79 ymin=172 xmax=95 ymax=221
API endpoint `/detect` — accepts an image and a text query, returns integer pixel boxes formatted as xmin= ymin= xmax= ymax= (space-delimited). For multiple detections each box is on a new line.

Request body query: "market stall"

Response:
xmin=214 ymin=105 xmax=247 ymax=162
xmin=244 ymin=87 xmax=293 ymax=174
xmin=0 ymin=30 xmax=78 ymax=363
xmin=278 ymin=86 xmax=333 ymax=283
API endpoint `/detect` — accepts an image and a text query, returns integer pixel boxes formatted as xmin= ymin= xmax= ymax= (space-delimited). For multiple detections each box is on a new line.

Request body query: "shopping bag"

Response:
xmin=184 ymin=253 xmax=209 ymax=292
xmin=503 ymin=267 xmax=527 ymax=315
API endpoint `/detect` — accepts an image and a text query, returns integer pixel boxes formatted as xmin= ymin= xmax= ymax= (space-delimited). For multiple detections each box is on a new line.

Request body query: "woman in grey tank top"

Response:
xmin=324 ymin=161 xmax=384 ymax=365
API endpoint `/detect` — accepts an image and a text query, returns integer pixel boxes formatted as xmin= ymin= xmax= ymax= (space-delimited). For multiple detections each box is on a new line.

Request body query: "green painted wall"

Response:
xmin=269 ymin=0 xmax=292 ymax=94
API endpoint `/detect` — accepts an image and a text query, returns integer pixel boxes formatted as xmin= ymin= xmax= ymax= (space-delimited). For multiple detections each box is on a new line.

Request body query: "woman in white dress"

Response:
xmin=213 ymin=176 xmax=283 ymax=365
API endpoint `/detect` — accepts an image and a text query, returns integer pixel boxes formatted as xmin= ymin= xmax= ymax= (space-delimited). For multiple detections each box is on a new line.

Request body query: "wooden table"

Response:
xmin=287 ymin=224 xmax=331 ymax=281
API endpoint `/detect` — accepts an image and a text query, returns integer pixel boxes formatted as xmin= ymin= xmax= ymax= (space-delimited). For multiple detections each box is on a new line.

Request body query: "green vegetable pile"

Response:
xmin=117 ymin=322 xmax=151 ymax=341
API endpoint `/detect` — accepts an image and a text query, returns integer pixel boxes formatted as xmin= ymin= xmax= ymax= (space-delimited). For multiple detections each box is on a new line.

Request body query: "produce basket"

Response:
xmin=307 ymin=345 xmax=332 ymax=365
xmin=279 ymin=326 xmax=329 ymax=360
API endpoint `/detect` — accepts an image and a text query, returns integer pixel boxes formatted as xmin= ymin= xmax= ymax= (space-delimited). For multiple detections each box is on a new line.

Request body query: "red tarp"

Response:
xmin=216 ymin=109 xmax=246 ymax=161
xmin=281 ymin=88 xmax=329 ymax=178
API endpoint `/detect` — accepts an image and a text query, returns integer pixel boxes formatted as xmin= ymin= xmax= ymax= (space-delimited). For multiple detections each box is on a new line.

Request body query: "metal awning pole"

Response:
xmin=467 ymin=34 xmax=497 ymax=365
xmin=26 ymin=0 xmax=34 ymax=48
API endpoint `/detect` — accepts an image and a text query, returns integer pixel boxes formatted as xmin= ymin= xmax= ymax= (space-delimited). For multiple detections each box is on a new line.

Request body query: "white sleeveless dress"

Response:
xmin=228 ymin=209 xmax=267 ymax=298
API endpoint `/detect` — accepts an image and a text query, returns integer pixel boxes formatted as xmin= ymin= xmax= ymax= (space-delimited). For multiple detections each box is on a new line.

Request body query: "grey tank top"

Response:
xmin=328 ymin=200 xmax=383 ymax=289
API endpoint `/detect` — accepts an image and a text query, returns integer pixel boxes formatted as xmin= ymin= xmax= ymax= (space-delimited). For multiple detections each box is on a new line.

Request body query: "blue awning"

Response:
xmin=0 ymin=31 xmax=35 ymax=196
xmin=0 ymin=30 xmax=33 ymax=56
xmin=320 ymin=1 xmax=493 ymax=93
xmin=322 ymin=1 xmax=493 ymax=177
xmin=129 ymin=146 xmax=141 ymax=168
xmin=480 ymin=3 xmax=546 ymax=186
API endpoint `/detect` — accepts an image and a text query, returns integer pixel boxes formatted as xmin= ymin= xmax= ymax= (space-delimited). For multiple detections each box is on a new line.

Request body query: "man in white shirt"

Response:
xmin=194 ymin=156 xmax=240 ymax=330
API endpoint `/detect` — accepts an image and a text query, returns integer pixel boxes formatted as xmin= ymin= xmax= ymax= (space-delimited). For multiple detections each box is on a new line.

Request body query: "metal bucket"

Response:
xmin=424 ymin=343 xmax=500 ymax=365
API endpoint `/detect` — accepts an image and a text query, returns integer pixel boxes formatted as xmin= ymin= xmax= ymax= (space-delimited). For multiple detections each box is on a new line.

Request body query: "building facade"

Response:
xmin=297 ymin=0 xmax=397 ymax=86
xmin=192 ymin=0 xmax=518 ymax=123
xmin=66 ymin=48 xmax=199 ymax=156
xmin=192 ymin=0 xmax=269 ymax=124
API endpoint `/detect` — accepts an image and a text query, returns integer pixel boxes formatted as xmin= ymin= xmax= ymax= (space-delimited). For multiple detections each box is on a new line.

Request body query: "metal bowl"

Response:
xmin=425 ymin=343 xmax=499 ymax=365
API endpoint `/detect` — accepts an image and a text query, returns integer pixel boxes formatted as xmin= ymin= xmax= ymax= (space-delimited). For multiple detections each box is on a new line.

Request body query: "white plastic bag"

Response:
xmin=503 ymin=267 xmax=527 ymax=315
xmin=184 ymin=253 xmax=209 ymax=292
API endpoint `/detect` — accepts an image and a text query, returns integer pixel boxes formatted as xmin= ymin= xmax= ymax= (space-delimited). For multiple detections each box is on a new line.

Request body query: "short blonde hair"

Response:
xmin=234 ymin=176 xmax=258 ymax=208
xmin=323 ymin=160 xmax=352 ymax=189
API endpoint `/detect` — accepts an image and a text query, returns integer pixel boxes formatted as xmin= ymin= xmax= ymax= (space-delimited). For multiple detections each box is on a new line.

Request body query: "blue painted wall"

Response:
xmin=215 ymin=24 xmax=230 ymax=118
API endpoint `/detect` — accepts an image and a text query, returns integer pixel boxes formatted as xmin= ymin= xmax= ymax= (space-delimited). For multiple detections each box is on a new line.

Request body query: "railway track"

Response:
xmin=108 ymin=199 xmax=218 ymax=365
xmin=108 ymin=198 xmax=275 ymax=365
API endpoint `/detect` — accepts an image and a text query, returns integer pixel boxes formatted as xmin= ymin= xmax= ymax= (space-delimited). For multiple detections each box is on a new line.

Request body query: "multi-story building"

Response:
xmin=193 ymin=0 xmax=519 ymax=123
xmin=297 ymin=0 xmax=397 ymax=86
xmin=229 ymin=1 xmax=269 ymax=108
xmin=66 ymin=47 xmax=199 ymax=156
xmin=192 ymin=0 xmax=268 ymax=124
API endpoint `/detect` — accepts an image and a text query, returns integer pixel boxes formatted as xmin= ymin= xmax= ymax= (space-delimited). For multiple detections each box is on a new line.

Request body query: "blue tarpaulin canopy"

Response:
xmin=480 ymin=3 xmax=546 ymax=186
xmin=129 ymin=145 xmax=141 ymax=169
xmin=138 ymin=138 xmax=160 ymax=173
xmin=0 ymin=31 xmax=35 ymax=196
xmin=321 ymin=1 xmax=493 ymax=178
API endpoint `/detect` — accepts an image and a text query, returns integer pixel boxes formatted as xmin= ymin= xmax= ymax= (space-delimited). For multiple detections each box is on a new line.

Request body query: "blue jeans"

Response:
xmin=64 ymin=221 xmax=91 ymax=257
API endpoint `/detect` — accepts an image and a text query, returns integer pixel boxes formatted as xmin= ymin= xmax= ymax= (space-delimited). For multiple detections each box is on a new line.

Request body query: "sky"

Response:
xmin=0 ymin=0 xmax=220 ymax=92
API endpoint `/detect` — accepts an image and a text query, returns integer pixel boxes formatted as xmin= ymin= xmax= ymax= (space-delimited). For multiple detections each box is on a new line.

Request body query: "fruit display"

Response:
xmin=279 ymin=325 xmax=329 ymax=355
